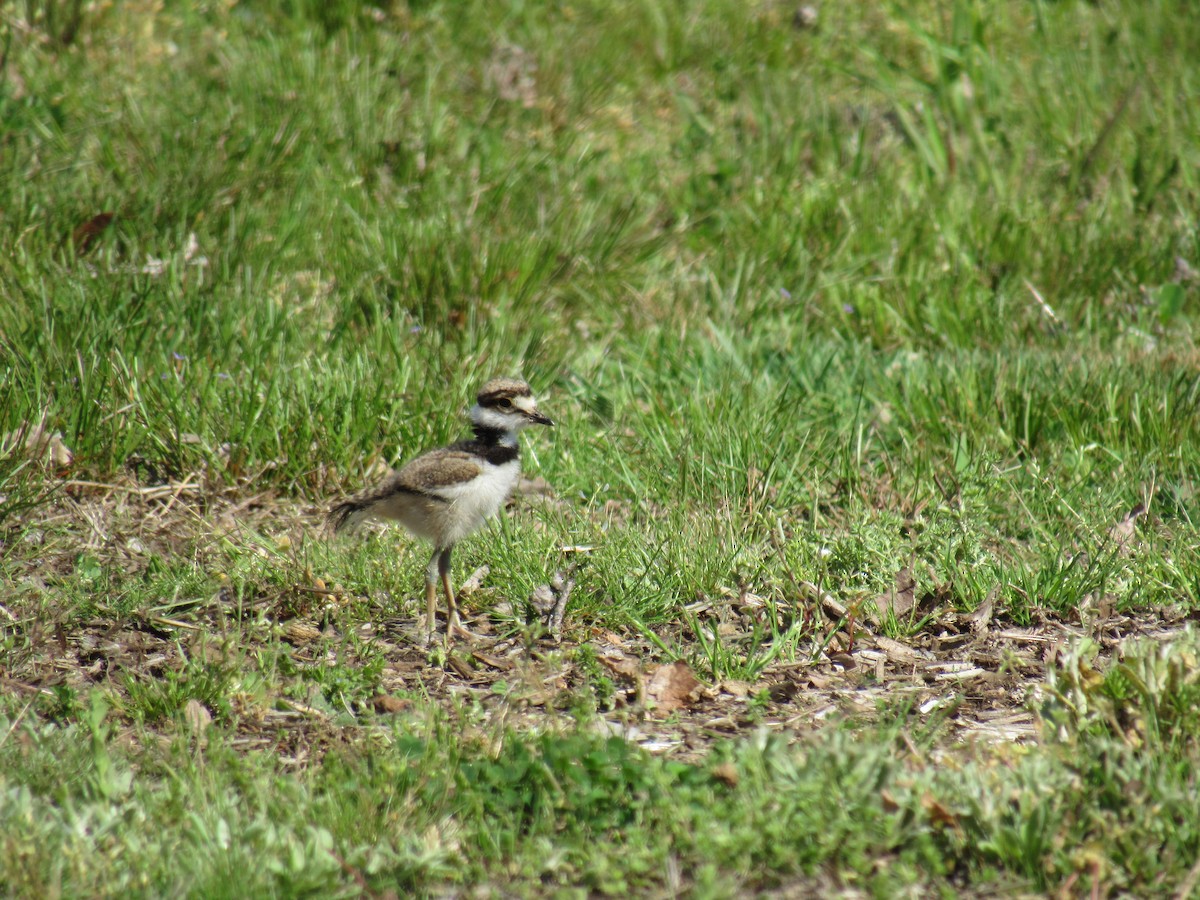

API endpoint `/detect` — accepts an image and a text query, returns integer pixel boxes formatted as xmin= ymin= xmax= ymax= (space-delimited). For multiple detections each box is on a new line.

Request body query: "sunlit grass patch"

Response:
xmin=2 ymin=0 xmax=1200 ymax=894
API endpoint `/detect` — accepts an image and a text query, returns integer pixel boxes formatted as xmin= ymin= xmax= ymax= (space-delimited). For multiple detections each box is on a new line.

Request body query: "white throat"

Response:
xmin=470 ymin=404 xmax=522 ymax=446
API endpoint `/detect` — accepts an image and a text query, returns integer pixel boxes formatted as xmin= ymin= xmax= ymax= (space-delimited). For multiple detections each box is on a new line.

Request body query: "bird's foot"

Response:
xmin=444 ymin=617 xmax=485 ymax=644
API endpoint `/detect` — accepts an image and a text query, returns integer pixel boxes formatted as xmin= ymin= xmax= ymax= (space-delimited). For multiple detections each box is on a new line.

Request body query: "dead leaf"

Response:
xmin=183 ymin=699 xmax=211 ymax=733
xmin=471 ymin=651 xmax=513 ymax=671
xmin=880 ymin=789 xmax=901 ymax=813
xmin=71 ymin=212 xmax=114 ymax=254
xmin=283 ymin=621 xmax=322 ymax=643
xmin=746 ymin=466 xmax=763 ymax=496
xmin=817 ymin=589 xmax=848 ymax=620
xmin=458 ymin=566 xmax=490 ymax=595
xmin=965 ymin=585 xmax=998 ymax=633
xmin=446 ymin=655 xmax=474 ymax=679
xmin=921 ymin=793 xmax=962 ymax=834
xmin=718 ymin=679 xmax=752 ymax=698
xmin=830 ymin=652 xmax=857 ymax=670
xmin=546 ymin=571 xmax=576 ymax=639
xmin=528 ymin=584 xmax=556 ymax=616
xmin=872 ymin=567 xmax=916 ymax=623
xmin=645 ymin=660 xmax=701 ymax=713
xmin=3 ymin=420 xmax=74 ymax=468
xmin=598 ymin=654 xmax=640 ymax=679
xmin=710 ymin=761 xmax=739 ymax=787
xmin=874 ymin=635 xmax=928 ymax=664
xmin=371 ymin=695 xmax=411 ymax=714
xmin=1044 ymin=640 xmax=1062 ymax=669
xmin=767 ymin=681 xmax=798 ymax=703
xmin=745 ymin=465 xmax=777 ymax=513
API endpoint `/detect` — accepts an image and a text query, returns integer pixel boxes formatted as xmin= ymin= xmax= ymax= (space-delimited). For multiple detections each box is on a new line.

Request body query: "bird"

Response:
xmin=327 ymin=377 xmax=553 ymax=642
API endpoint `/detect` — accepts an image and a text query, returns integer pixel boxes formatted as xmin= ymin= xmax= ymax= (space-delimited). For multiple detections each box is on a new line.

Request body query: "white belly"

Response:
xmin=430 ymin=459 xmax=521 ymax=546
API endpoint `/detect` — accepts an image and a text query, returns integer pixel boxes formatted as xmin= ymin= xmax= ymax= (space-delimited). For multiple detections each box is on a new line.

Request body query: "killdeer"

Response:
xmin=327 ymin=378 xmax=553 ymax=641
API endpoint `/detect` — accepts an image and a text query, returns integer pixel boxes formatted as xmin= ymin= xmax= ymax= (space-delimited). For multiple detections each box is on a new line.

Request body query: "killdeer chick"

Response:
xmin=327 ymin=378 xmax=553 ymax=641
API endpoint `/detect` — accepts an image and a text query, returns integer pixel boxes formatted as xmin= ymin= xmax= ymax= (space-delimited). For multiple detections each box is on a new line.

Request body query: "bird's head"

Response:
xmin=470 ymin=377 xmax=554 ymax=433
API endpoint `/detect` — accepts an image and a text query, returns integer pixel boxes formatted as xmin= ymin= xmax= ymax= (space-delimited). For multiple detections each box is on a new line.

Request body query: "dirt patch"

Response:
xmin=2 ymin=481 xmax=1195 ymax=766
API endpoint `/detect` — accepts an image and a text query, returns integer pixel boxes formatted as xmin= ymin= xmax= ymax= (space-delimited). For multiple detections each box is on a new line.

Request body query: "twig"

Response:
xmin=1174 ymin=854 xmax=1200 ymax=900
xmin=458 ymin=565 xmax=490 ymax=596
xmin=0 ymin=677 xmax=54 ymax=698
xmin=159 ymin=476 xmax=201 ymax=515
xmin=292 ymin=585 xmax=338 ymax=596
xmin=0 ymin=698 xmax=35 ymax=752
xmin=62 ymin=478 xmax=201 ymax=500
xmin=145 ymin=615 xmax=201 ymax=632
xmin=1024 ymin=279 xmax=1062 ymax=328
xmin=549 ymin=575 xmax=575 ymax=640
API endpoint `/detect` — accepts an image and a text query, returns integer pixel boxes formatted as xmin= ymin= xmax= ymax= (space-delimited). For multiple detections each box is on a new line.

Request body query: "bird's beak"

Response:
xmin=528 ymin=408 xmax=554 ymax=427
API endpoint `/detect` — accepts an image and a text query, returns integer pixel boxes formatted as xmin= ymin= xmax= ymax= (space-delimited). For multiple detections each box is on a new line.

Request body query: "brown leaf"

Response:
xmin=471 ymin=652 xmax=513 ymax=671
xmin=817 ymin=590 xmax=848 ymax=620
xmin=872 ymin=567 xmax=916 ymax=623
xmin=880 ymin=789 xmax=901 ymax=813
xmin=72 ymin=212 xmax=115 ymax=254
xmin=746 ymin=465 xmax=763 ymax=499
xmin=718 ymin=679 xmax=752 ymax=698
xmin=3 ymin=420 xmax=74 ymax=468
xmin=645 ymin=660 xmax=701 ymax=713
xmin=767 ymin=681 xmax=798 ymax=703
xmin=283 ymin=621 xmax=322 ymax=644
xmin=830 ymin=652 xmax=857 ymax=670
xmin=371 ymin=695 xmax=411 ymax=714
xmin=710 ymin=761 xmax=739 ymax=787
xmin=921 ymin=792 xmax=962 ymax=833
xmin=528 ymin=584 xmax=556 ymax=615
xmin=874 ymin=635 xmax=928 ymax=664
xmin=458 ymin=565 xmax=490 ymax=595
xmin=745 ymin=465 xmax=777 ymax=512
xmin=446 ymin=655 xmax=474 ymax=679
xmin=598 ymin=653 xmax=641 ymax=679
xmin=183 ymin=699 xmax=212 ymax=733
xmin=965 ymin=585 xmax=998 ymax=634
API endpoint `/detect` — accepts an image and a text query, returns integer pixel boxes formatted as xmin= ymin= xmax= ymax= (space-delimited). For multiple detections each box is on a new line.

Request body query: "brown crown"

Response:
xmin=477 ymin=377 xmax=533 ymax=406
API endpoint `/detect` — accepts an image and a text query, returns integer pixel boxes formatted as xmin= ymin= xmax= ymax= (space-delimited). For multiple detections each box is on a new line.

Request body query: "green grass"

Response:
xmin=2 ymin=0 xmax=1200 ymax=894
xmin=5 ymin=632 xmax=1200 ymax=896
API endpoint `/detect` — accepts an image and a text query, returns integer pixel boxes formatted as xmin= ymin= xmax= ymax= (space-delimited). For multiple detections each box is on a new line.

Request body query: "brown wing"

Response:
xmin=326 ymin=449 xmax=484 ymax=534
xmin=391 ymin=449 xmax=482 ymax=494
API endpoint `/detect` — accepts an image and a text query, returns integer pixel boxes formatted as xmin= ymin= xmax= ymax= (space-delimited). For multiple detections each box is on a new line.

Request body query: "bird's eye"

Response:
xmin=497 ymin=398 xmax=513 ymax=409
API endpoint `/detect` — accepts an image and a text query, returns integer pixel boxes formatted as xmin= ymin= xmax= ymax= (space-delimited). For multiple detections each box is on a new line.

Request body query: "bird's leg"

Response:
xmin=438 ymin=546 xmax=458 ymax=639
xmin=425 ymin=547 xmax=441 ymax=642
xmin=440 ymin=547 xmax=483 ymax=643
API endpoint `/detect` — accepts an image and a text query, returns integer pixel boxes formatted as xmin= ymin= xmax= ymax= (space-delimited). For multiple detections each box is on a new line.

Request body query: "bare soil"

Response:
xmin=4 ymin=480 xmax=1194 ymax=764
